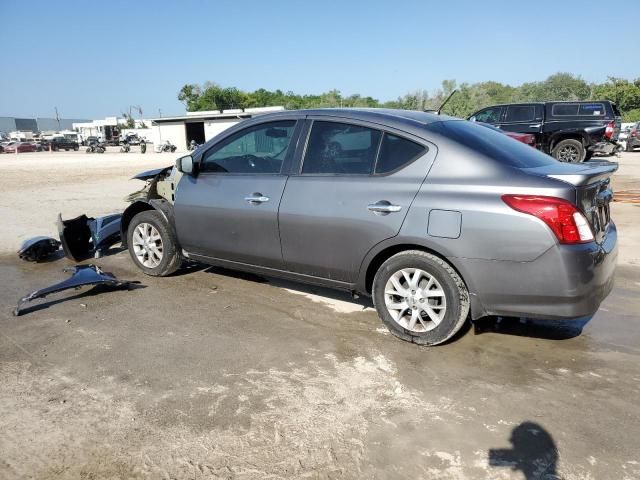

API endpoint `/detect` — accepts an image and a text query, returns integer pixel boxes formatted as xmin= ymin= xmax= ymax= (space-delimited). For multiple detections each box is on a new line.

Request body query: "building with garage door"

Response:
xmin=150 ymin=106 xmax=285 ymax=150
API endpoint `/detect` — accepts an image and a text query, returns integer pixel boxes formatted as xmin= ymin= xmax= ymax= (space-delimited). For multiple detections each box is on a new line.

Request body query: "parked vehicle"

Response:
xmin=122 ymin=134 xmax=142 ymax=145
xmin=159 ymin=140 xmax=177 ymax=153
xmin=624 ymin=122 xmax=640 ymax=152
xmin=46 ymin=137 xmax=80 ymax=151
xmin=4 ymin=141 xmax=38 ymax=153
xmin=120 ymin=109 xmax=617 ymax=346
xmin=469 ymin=101 xmax=622 ymax=162
xmin=86 ymin=141 xmax=106 ymax=154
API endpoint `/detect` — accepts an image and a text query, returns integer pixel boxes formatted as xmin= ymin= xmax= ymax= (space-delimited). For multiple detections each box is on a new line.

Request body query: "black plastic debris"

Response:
xmin=14 ymin=264 xmax=137 ymax=316
xmin=58 ymin=213 xmax=122 ymax=260
xmin=17 ymin=236 xmax=61 ymax=262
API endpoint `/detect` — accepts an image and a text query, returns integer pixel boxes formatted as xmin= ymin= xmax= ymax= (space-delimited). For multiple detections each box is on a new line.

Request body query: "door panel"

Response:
xmin=173 ymin=119 xmax=300 ymax=269
xmin=498 ymin=104 xmax=543 ymax=135
xmin=175 ymin=175 xmax=287 ymax=268
xmin=279 ymin=143 xmax=436 ymax=282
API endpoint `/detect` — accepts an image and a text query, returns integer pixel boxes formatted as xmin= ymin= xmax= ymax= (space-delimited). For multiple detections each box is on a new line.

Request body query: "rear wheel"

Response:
xmin=372 ymin=251 xmax=469 ymax=346
xmin=127 ymin=210 xmax=182 ymax=276
xmin=552 ymin=139 xmax=584 ymax=162
xmin=73 ymin=145 xmax=79 ymax=151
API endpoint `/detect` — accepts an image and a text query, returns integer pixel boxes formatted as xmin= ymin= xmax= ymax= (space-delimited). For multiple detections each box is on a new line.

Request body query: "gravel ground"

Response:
xmin=0 ymin=150 xmax=639 ymax=479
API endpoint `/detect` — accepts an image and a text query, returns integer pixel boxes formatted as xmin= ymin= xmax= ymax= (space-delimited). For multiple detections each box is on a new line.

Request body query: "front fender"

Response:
xmin=120 ymin=199 xmax=178 ymax=248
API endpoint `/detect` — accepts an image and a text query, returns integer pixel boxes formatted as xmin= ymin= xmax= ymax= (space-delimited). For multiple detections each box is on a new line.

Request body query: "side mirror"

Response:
xmin=469 ymin=116 xmax=477 ymax=122
xmin=176 ymin=155 xmax=195 ymax=175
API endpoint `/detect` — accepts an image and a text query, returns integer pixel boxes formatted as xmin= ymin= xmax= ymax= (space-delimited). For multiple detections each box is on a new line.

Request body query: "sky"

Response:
xmin=0 ymin=0 xmax=637 ymax=119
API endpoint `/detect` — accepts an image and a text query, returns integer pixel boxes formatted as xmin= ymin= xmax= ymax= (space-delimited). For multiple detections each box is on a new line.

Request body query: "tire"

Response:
xmin=626 ymin=142 xmax=634 ymax=152
xmin=372 ymin=250 xmax=469 ymax=346
xmin=552 ymin=139 xmax=584 ymax=162
xmin=73 ymin=145 xmax=79 ymax=151
xmin=97 ymin=147 xmax=105 ymax=153
xmin=86 ymin=147 xmax=92 ymax=153
xmin=127 ymin=210 xmax=182 ymax=277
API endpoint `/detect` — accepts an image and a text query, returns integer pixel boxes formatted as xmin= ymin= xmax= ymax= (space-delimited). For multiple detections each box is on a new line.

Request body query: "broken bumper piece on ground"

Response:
xmin=58 ymin=213 xmax=122 ymax=261
xmin=17 ymin=236 xmax=61 ymax=262
xmin=13 ymin=264 xmax=139 ymax=316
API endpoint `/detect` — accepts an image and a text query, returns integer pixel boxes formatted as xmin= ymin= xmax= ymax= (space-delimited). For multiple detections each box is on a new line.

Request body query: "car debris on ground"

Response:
xmin=14 ymin=264 xmax=139 ymax=316
xmin=17 ymin=236 xmax=61 ymax=262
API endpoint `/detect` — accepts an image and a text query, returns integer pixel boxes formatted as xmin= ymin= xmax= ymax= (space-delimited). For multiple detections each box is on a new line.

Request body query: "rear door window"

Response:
xmin=301 ymin=121 xmax=381 ymax=175
xmin=504 ymin=105 xmax=536 ymax=122
xmin=375 ymin=133 xmax=426 ymax=174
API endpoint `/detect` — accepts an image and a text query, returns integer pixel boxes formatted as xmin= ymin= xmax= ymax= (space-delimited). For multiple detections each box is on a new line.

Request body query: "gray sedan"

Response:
xmin=121 ymin=109 xmax=617 ymax=346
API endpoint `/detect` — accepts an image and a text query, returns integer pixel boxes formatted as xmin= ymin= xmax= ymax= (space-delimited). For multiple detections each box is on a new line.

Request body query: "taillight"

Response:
xmin=502 ymin=195 xmax=594 ymax=244
xmin=604 ymin=121 xmax=615 ymax=140
xmin=632 ymin=130 xmax=637 ymax=138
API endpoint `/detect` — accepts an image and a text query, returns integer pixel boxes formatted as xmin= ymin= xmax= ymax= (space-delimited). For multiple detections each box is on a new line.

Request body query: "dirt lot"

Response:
xmin=1 ymin=150 xmax=639 ymax=479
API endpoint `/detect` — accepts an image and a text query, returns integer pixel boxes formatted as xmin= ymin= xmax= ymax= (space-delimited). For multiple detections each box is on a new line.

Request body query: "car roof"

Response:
xmin=252 ymin=108 xmax=455 ymax=130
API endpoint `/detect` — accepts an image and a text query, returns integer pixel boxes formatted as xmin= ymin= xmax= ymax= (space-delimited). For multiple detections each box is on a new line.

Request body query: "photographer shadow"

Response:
xmin=489 ymin=422 xmax=560 ymax=480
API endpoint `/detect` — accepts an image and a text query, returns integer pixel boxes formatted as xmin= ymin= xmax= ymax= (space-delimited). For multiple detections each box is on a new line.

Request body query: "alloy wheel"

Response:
xmin=384 ymin=268 xmax=447 ymax=333
xmin=132 ymin=222 xmax=163 ymax=268
xmin=558 ymin=145 xmax=580 ymax=162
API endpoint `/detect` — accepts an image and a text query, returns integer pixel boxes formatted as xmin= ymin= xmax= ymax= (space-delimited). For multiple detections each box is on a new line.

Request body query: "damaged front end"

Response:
xmin=14 ymin=264 xmax=138 ymax=316
xmin=126 ymin=166 xmax=179 ymax=204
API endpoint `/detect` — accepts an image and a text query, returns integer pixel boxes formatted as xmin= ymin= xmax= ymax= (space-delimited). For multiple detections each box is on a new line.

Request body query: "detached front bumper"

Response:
xmin=456 ymin=223 xmax=617 ymax=320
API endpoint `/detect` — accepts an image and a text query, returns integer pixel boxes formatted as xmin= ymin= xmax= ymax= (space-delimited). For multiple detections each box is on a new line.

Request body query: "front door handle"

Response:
xmin=529 ymin=124 xmax=541 ymax=128
xmin=245 ymin=193 xmax=270 ymax=204
xmin=368 ymin=200 xmax=402 ymax=215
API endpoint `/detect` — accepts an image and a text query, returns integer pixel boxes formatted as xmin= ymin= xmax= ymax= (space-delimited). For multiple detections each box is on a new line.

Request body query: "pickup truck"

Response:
xmin=46 ymin=137 xmax=80 ymax=151
xmin=469 ymin=101 xmax=622 ymax=162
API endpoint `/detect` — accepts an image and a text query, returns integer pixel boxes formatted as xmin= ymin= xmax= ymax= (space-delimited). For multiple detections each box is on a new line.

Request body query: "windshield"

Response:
xmin=430 ymin=120 xmax=558 ymax=168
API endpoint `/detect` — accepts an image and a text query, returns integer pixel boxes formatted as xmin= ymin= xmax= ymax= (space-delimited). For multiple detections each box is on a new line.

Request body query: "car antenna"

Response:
xmin=434 ymin=89 xmax=458 ymax=115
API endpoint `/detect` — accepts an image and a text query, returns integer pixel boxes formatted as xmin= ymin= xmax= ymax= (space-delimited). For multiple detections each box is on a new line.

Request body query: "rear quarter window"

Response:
xmin=577 ymin=103 xmax=605 ymax=116
xmin=551 ymin=104 xmax=579 ymax=116
xmin=375 ymin=134 xmax=426 ymax=174
xmin=432 ymin=120 xmax=558 ymax=168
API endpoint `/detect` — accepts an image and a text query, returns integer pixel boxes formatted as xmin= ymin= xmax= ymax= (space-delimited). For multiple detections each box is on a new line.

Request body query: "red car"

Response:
xmin=478 ymin=122 xmax=536 ymax=147
xmin=3 ymin=141 xmax=38 ymax=153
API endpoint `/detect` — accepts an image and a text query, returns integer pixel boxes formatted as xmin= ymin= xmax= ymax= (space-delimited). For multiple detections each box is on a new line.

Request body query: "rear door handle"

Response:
xmin=368 ymin=201 xmax=402 ymax=215
xmin=245 ymin=193 xmax=270 ymax=204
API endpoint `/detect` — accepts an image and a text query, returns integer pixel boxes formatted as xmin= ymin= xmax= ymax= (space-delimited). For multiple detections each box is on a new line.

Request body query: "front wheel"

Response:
xmin=73 ymin=145 xmax=79 ymax=151
xmin=127 ymin=210 xmax=182 ymax=276
xmin=372 ymin=251 xmax=470 ymax=346
xmin=552 ymin=139 xmax=584 ymax=162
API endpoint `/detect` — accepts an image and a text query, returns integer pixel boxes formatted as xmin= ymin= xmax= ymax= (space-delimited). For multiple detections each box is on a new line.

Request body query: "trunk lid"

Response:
xmin=526 ymin=161 xmax=617 ymax=244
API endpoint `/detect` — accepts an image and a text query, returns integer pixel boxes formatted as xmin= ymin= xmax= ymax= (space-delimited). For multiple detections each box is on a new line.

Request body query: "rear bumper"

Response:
xmin=454 ymin=223 xmax=617 ymax=320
